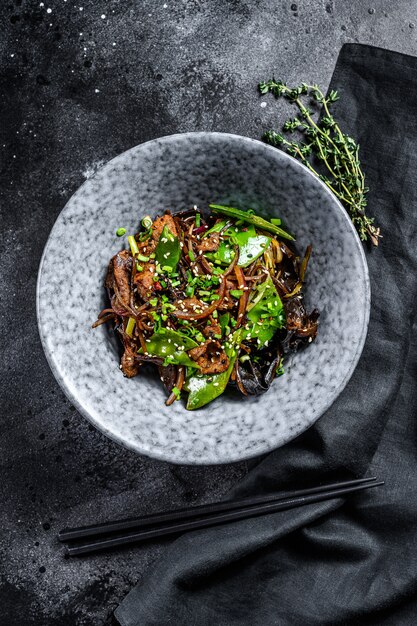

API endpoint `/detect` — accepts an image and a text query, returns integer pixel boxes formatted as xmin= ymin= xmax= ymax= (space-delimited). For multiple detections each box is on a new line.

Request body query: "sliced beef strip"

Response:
xmin=203 ymin=322 xmax=222 ymax=339
xmin=152 ymin=213 xmax=178 ymax=241
xmin=121 ymin=344 xmax=141 ymax=378
xmin=188 ymin=339 xmax=229 ymax=375
xmin=133 ymin=262 xmax=156 ymax=300
xmin=197 ymin=232 xmax=220 ymax=253
xmin=106 ymin=250 xmax=132 ymax=307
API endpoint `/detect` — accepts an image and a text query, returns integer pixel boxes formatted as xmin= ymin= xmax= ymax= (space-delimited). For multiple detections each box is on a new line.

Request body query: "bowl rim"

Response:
xmin=36 ymin=131 xmax=371 ymax=464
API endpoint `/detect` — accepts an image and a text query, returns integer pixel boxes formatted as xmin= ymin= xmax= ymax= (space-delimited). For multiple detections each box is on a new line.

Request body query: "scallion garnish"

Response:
xmin=128 ymin=235 xmax=139 ymax=256
xmin=195 ymin=213 xmax=201 ymax=227
xmin=125 ymin=317 xmax=136 ymax=337
xmin=116 ymin=227 xmax=126 ymax=237
xmin=141 ymin=215 xmax=153 ymax=230
xmin=137 ymin=253 xmax=150 ymax=262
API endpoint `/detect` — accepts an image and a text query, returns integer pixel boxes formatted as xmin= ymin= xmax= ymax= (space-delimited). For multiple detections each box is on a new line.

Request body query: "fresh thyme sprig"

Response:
xmin=259 ymin=79 xmax=381 ymax=246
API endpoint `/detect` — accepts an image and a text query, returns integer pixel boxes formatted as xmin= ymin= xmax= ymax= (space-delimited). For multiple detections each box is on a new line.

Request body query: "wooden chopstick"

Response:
xmin=59 ymin=476 xmax=377 ymax=542
xmin=62 ymin=478 xmax=383 ymax=556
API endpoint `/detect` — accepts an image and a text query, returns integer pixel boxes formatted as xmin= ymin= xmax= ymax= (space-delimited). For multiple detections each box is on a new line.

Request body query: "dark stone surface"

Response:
xmin=0 ymin=1 xmax=415 ymax=624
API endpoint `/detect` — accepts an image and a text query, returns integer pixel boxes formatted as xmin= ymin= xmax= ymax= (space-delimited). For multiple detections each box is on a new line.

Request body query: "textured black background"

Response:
xmin=1 ymin=1 xmax=416 ymax=624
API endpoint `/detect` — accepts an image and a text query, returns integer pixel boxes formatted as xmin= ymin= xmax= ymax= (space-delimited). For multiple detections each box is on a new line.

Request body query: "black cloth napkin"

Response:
xmin=115 ymin=44 xmax=417 ymax=626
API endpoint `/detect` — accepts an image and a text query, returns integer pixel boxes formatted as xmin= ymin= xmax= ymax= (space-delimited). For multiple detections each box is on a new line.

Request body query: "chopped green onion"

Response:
xmin=171 ymin=279 xmax=181 ymax=287
xmin=139 ymin=229 xmax=152 ymax=242
xmin=239 ymin=354 xmax=250 ymax=363
xmin=210 ymin=294 xmax=220 ymax=301
xmin=185 ymin=285 xmax=194 ymax=297
xmin=137 ymin=253 xmax=150 ymax=262
xmin=160 ymin=280 xmax=167 ymax=288
xmin=230 ymin=289 xmax=244 ymax=298
xmin=214 ymin=333 xmax=222 ymax=339
xmin=172 ymin=386 xmax=181 ymax=399
xmin=149 ymin=298 xmax=158 ymax=306
xmin=141 ymin=215 xmax=153 ymax=230
xmin=162 ymin=265 xmax=173 ymax=272
xmin=276 ymin=357 xmax=284 ymax=377
xmin=149 ymin=253 xmax=156 ymax=259
xmin=195 ymin=213 xmax=201 ymax=227
xmin=125 ymin=317 xmax=136 ymax=337
xmin=212 ymin=310 xmax=218 ymax=319
xmin=199 ymin=290 xmax=211 ymax=297
xmin=195 ymin=332 xmax=205 ymax=343
xmin=188 ymin=248 xmax=196 ymax=262
xmin=136 ymin=263 xmax=143 ymax=272
xmin=116 ymin=227 xmax=126 ymax=237
xmin=270 ymin=218 xmax=282 ymax=226
xmin=128 ymin=235 xmax=139 ymax=256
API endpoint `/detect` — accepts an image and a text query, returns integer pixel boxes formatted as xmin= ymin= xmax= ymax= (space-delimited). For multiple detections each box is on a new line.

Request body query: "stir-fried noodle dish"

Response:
xmin=94 ymin=205 xmax=319 ymax=410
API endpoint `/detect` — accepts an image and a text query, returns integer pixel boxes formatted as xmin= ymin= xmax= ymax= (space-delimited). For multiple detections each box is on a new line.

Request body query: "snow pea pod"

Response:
xmin=155 ymin=225 xmax=181 ymax=272
xmin=214 ymin=223 xmax=271 ymax=267
xmin=244 ymin=276 xmax=286 ymax=346
xmin=185 ymin=330 xmax=242 ymax=410
xmin=209 ymin=204 xmax=294 ymax=240
xmin=138 ymin=328 xmax=200 ymax=368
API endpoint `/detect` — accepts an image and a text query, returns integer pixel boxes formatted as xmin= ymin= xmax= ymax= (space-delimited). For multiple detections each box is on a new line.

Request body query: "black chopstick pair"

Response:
xmin=59 ymin=476 xmax=383 ymax=556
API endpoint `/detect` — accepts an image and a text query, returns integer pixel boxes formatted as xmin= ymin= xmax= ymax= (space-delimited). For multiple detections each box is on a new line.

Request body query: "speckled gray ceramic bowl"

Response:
xmin=37 ymin=132 xmax=370 ymax=464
